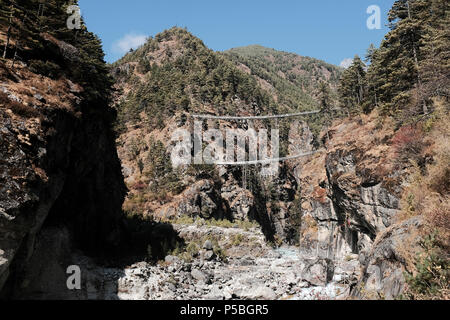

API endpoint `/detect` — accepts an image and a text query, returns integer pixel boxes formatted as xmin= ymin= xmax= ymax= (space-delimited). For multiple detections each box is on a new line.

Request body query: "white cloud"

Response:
xmin=340 ymin=58 xmax=353 ymax=69
xmin=113 ymin=33 xmax=147 ymax=54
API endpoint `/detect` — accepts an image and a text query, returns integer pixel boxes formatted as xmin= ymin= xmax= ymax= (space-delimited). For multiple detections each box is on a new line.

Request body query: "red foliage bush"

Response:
xmin=132 ymin=181 xmax=148 ymax=191
xmin=392 ymin=125 xmax=425 ymax=164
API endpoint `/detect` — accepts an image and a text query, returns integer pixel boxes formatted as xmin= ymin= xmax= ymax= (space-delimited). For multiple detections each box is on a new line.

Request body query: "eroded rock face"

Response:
xmin=326 ymin=150 xmax=400 ymax=238
xmin=352 ymin=217 xmax=423 ymax=299
xmin=220 ymin=178 xmax=254 ymax=221
xmin=0 ymin=68 xmax=126 ymax=297
xmin=293 ymin=113 xmax=416 ymax=299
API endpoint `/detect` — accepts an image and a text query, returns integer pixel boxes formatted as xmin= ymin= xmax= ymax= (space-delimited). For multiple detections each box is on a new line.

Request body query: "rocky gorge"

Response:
xmin=92 ymin=101 xmax=418 ymax=300
xmin=1 ymin=3 xmax=447 ymax=301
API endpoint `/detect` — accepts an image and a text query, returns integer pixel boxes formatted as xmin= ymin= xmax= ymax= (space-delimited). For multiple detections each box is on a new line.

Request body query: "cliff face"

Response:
xmin=0 ymin=37 xmax=126 ymax=297
xmin=294 ymin=112 xmax=425 ymax=299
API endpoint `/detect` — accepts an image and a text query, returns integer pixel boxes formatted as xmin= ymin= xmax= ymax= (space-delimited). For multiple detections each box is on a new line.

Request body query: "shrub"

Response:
xmin=123 ymin=193 xmax=147 ymax=216
xmin=398 ymin=101 xmax=449 ymax=246
xmin=29 ymin=60 xmax=62 ymax=79
xmin=231 ymin=234 xmax=244 ymax=246
xmin=132 ymin=181 xmax=148 ymax=191
xmin=391 ymin=125 xmax=425 ymax=165
xmin=170 ymin=215 xmax=195 ymax=225
xmin=186 ymin=242 xmax=200 ymax=257
xmin=404 ymin=233 xmax=449 ymax=300
xmin=214 ymin=246 xmax=228 ymax=262
xmin=205 ymin=218 xmax=234 ymax=229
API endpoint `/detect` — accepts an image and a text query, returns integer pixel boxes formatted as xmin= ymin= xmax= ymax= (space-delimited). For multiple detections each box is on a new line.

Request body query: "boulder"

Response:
xmin=301 ymin=258 xmax=333 ymax=286
xmin=203 ymin=240 xmax=213 ymax=251
xmin=203 ymin=250 xmax=216 ymax=261
xmin=191 ymin=269 xmax=211 ymax=284
xmin=238 ymin=286 xmax=277 ymax=300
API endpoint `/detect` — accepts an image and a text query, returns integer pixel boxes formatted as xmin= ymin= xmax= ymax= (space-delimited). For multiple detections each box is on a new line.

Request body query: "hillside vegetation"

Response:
xmin=337 ymin=0 xmax=449 ymax=300
xmin=112 ymin=27 xmax=275 ymax=132
xmin=0 ymin=0 xmax=112 ymax=105
xmin=224 ymin=45 xmax=341 ymax=112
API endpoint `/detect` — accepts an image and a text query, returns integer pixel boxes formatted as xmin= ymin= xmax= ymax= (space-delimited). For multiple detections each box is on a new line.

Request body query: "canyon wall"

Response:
xmin=0 ymin=37 xmax=126 ymax=297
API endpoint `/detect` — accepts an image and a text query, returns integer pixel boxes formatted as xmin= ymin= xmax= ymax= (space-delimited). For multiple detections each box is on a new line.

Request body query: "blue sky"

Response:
xmin=78 ymin=0 xmax=395 ymax=66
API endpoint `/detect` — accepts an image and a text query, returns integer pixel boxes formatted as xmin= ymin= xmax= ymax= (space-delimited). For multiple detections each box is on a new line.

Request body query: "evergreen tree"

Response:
xmin=0 ymin=1 xmax=16 ymax=59
xmin=369 ymin=0 xmax=432 ymax=115
xmin=338 ymin=55 xmax=366 ymax=115
xmin=338 ymin=0 xmax=448 ymax=120
xmin=419 ymin=0 xmax=450 ymax=101
xmin=319 ymin=82 xmax=331 ymax=111
xmin=363 ymin=44 xmax=381 ymax=113
xmin=318 ymin=81 xmax=333 ymax=142
xmin=364 ymin=44 xmax=377 ymax=65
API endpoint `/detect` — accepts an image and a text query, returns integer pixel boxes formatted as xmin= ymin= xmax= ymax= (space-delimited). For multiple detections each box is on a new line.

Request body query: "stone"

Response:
xmin=165 ymin=255 xmax=178 ymax=264
xmin=191 ymin=269 xmax=210 ymax=283
xmin=223 ymin=288 xmax=233 ymax=300
xmin=353 ymin=217 xmax=423 ymax=300
xmin=166 ymin=283 xmax=177 ymax=292
xmin=240 ymin=286 xmax=277 ymax=300
xmin=203 ymin=250 xmax=216 ymax=261
xmin=34 ymin=93 xmax=46 ymax=103
xmin=301 ymin=258 xmax=329 ymax=286
xmin=203 ymin=240 xmax=213 ymax=251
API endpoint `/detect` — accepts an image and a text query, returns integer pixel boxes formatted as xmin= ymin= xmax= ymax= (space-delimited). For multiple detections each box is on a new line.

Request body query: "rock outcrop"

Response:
xmin=293 ymin=112 xmax=422 ymax=299
xmin=353 ymin=217 xmax=423 ymax=299
xmin=0 ymin=51 xmax=126 ymax=297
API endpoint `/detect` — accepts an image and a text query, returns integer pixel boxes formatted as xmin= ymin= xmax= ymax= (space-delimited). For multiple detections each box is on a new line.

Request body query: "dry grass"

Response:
xmin=0 ymin=54 xmax=79 ymax=114
xmin=395 ymin=99 xmax=450 ymax=300
xmin=0 ymin=91 xmax=40 ymax=118
xmin=398 ymin=100 xmax=450 ymax=242
xmin=391 ymin=124 xmax=426 ymax=165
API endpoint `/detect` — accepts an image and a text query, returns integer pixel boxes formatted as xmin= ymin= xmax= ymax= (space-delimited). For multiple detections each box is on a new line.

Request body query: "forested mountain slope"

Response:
xmin=224 ymin=45 xmax=342 ymax=112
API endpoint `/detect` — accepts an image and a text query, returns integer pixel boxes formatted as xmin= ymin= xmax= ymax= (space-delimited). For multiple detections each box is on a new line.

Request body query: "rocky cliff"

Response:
xmin=0 ymin=15 xmax=126 ymax=297
xmin=294 ymin=112 xmax=429 ymax=299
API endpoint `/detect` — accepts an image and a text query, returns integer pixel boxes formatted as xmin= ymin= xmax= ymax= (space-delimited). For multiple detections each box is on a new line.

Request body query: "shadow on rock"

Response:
xmin=118 ymin=215 xmax=185 ymax=266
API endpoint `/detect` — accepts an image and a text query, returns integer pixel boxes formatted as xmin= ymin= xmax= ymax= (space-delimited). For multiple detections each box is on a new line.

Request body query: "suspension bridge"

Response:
xmin=191 ymin=109 xmax=324 ymax=166
xmin=191 ymin=110 xmax=321 ymax=121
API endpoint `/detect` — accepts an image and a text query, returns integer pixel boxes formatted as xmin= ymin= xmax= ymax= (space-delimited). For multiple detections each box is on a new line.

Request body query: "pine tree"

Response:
xmin=318 ymin=81 xmax=333 ymax=141
xmin=338 ymin=55 xmax=366 ymax=115
xmin=339 ymin=0 xmax=447 ymax=119
xmin=0 ymin=1 xmax=15 ymax=59
xmin=419 ymin=0 xmax=450 ymax=101
xmin=363 ymin=44 xmax=381 ymax=113
xmin=370 ymin=0 xmax=432 ymax=116
xmin=319 ymin=82 xmax=331 ymax=110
